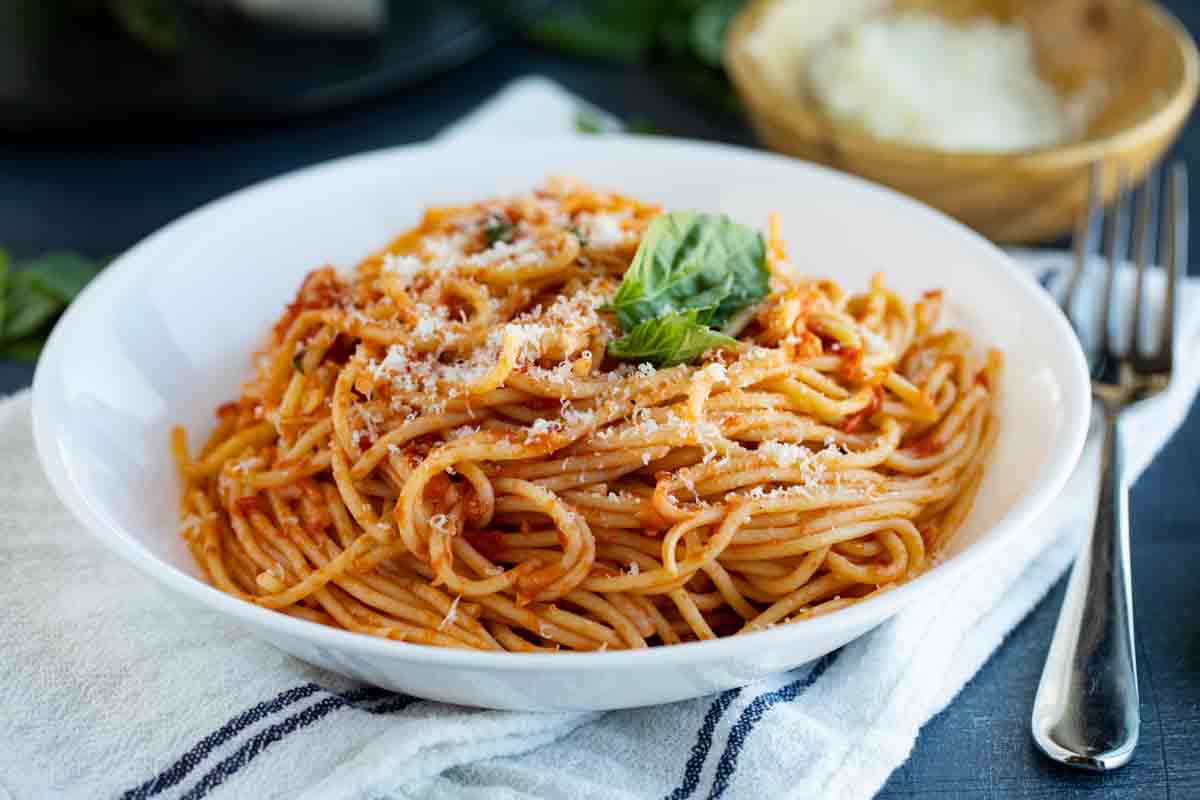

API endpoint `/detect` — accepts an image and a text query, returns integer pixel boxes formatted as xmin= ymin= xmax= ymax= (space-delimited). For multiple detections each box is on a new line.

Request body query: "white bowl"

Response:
xmin=32 ymin=136 xmax=1090 ymax=711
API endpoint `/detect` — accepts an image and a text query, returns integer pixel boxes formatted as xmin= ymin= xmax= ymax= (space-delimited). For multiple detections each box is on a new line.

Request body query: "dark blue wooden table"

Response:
xmin=5 ymin=9 xmax=1200 ymax=798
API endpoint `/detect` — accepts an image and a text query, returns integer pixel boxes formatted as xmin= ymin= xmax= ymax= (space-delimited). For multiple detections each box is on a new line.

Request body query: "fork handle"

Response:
xmin=1032 ymin=409 xmax=1139 ymax=770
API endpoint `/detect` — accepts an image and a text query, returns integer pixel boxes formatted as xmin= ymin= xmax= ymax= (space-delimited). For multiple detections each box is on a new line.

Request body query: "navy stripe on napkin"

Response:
xmin=664 ymin=688 xmax=742 ymax=800
xmin=706 ymin=650 xmax=840 ymax=800
xmin=178 ymin=688 xmax=419 ymax=800
xmin=123 ymin=685 xmax=416 ymax=800
xmin=121 ymin=683 xmax=324 ymax=800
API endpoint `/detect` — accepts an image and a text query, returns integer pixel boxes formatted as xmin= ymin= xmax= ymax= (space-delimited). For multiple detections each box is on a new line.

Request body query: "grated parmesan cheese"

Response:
xmin=178 ymin=512 xmax=211 ymax=537
xmin=700 ymin=363 xmax=727 ymax=383
xmin=679 ymin=473 xmax=700 ymax=502
xmin=232 ymin=455 xmax=260 ymax=475
xmin=758 ymin=441 xmax=813 ymax=468
xmin=421 ymin=233 xmax=467 ymax=268
xmin=581 ymin=211 xmax=630 ymax=248
xmin=413 ymin=319 xmax=438 ymax=341
xmin=757 ymin=440 xmax=834 ymax=489
xmin=560 ymin=400 xmax=595 ymax=428
xmin=466 ymin=237 xmax=542 ymax=269
xmin=805 ymin=11 xmax=1072 ymax=152
xmin=354 ymin=405 xmax=383 ymax=442
xmin=378 ymin=345 xmax=410 ymax=375
xmin=381 ymin=252 xmax=423 ymax=284
xmin=505 ymin=323 xmax=549 ymax=353
xmin=526 ymin=417 xmax=563 ymax=443
xmin=859 ymin=327 xmax=895 ymax=360
xmin=438 ymin=595 xmax=462 ymax=631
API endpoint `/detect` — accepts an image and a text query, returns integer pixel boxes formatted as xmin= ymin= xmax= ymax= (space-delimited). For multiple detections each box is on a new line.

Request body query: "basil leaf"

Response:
xmin=574 ymin=107 xmax=663 ymax=136
xmin=483 ymin=215 xmax=516 ymax=247
xmin=0 ymin=333 xmax=47 ymax=361
xmin=574 ymin=107 xmax=623 ymax=134
xmin=608 ymin=309 xmax=737 ymax=366
xmin=2 ymin=272 xmax=64 ymax=343
xmin=20 ymin=251 xmax=103 ymax=302
xmin=567 ymin=224 xmax=590 ymax=247
xmin=529 ymin=16 xmax=651 ymax=62
xmin=528 ymin=0 xmax=665 ymax=62
xmin=575 ymin=109 xmax=606 ymax=134
xmin=606 ymin=211 xmax=768 ymax=331
xmin=0 ymin=249 xmax=9 ymax=331
xmin=0 ymin=248 xmax=106 ymax=359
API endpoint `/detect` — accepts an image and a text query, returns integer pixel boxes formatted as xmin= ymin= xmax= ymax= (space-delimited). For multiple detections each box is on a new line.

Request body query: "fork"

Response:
xmin=1031 ymin=161 xmax=1188 ymax=771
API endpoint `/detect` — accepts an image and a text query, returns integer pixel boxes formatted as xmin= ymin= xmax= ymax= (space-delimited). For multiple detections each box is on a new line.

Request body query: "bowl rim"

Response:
xmin=31 ymin=134 xmax=1092 ymax=672
xmin=725 ymin=0 xmax=1200 ymax=164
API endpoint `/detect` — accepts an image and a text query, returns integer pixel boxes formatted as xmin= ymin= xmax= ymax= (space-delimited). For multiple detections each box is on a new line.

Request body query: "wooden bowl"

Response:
xmin=725 ymin=0 xmax=1199 ymax=243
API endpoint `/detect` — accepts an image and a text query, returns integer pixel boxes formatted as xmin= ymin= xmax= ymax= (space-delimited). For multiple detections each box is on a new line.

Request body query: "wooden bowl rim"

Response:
xmin=725 ymin=0 xmax=1200 ymax=166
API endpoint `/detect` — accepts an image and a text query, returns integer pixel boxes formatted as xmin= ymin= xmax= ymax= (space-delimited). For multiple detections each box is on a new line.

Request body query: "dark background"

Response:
xmin=3 ymin=5 xmax=1199 ymax=798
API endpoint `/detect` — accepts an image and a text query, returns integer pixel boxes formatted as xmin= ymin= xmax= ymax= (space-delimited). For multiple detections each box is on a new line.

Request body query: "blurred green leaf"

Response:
xmin=575 ymin=109 xmax=605 ymax=134
xmin=530 ymin=16 xmax=651 ymax=62
xmin=2 ymin=273 xmax=64 ymax=344
xmin=626 ymin=116 xmax=663 ymax=135
xmin=483 ymin=214 xmax=516 ymax=246
xmin=592 ymin=0 xmax=671 ymax=40
xmin=0 ymin=247 xmax=106 ymax=361
xmin=107 ymin=0 xmax=184 ymax=54
xmin=567 ymin=223 xmax=589 ymax=247
xmin=0 ymin=333 xmax=48 ymax=362
xmin=657 ymin=58 xmax=741 ymax=116
xmin=523 ymin=0 xmax=746 ymax=118
xmin=575 ymin=107 xmax=665 ymax=136
xmin=574 ymin=107 xmax=623 ymax=134
xmin=529 ymin=0 xmax=674 ymax=62
xmin=20 ymin=250 xmax=103 ymax=302
xmin=0 ymin=249 xmax=9 ymax=332
xmin=656 ymin=15 xmax=691 ymax=58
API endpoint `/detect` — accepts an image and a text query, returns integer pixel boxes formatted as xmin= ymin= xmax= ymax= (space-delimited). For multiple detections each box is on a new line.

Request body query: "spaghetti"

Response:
xmin=173 ymin=178 xmax=1001 ymax=652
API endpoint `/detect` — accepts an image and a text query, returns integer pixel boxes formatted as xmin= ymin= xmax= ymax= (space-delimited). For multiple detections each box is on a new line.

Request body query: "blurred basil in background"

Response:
xmin=504 ymin=0 xmax=746 ymax=115
xmin=9 ymin=0 xmax=184 ymax=55
xmin=81 ymin=0 xmax=185 ymax=53
xmin=0 ymin=249 xmax=106 ymax=361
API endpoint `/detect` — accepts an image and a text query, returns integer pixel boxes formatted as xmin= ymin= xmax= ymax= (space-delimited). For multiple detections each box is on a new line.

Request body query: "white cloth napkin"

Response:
xmin=1 ymin=76 xmax=1197 ymax=800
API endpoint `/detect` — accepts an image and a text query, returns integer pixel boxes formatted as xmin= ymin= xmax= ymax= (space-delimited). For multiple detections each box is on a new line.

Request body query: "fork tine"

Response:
xmin=1159 ymin=163 xmax=1188 ymax=366
xmin=1100 ymin=170 xmax=1131 ymax=357
xmin=1066 ymin=162 xmax=1103 ymax=318
xmin=1129 ymin=164 xmax=1159 ymax=358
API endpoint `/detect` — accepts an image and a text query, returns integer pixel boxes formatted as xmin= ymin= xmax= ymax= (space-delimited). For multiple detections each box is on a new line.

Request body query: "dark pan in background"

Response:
xmin=0 ymin=0 xmax=499 ymax=136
